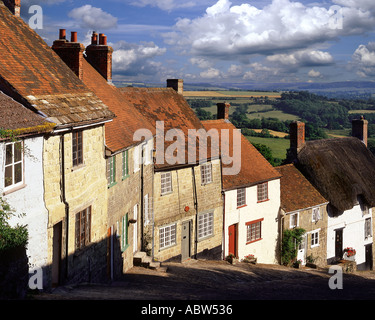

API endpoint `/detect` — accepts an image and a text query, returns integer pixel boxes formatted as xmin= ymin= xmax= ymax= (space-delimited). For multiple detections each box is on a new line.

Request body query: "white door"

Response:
xmin=133 ymin=204 xmax=138 ymax=253
xmin=297 ymin=235 xmax=306 ymax=265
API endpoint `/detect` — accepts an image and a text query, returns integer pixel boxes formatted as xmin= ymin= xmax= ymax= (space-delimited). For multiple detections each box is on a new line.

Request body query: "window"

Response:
xmin=122 ymin=150 xmax=129 ymax=179
xmin=72 ymin=131 xmax=83 ymax=166
xmin=198 ymin=212 xmax=214 ymax=240
xmin=246 ymin=219 xmax=263 ymax=243
xmin=75 ymin=206 xmax=91 ymax=250
xmin=144 ymin=194 xmax=152 ymax=226
xmin=107 ymin=156 xmax=116 ymax=187
xmin=161 ymin=172 xmax=172 ymax=195
xmin=159 ymin=223 xmax=176 ymax=249
xmin=201 ymin=163 xmax=212 ymax=185
xmin=122 ymin=213 xmax=129 ymax=251
xmin=290 ymin=212 xmax=299 ymax=228
xmin=365 ymin=218 xmax=372 ymax=239
xmin=257 ymin=182 xmax=268 ymax=202
xmin=311 ymin=231 xmax=319 ymax=247
xmin=237 ymin=188 xmax=246 ymax=207
xmin=312 ymin=207 xmax=321 ymax=222
xmin=4 ymin=141 xmax=23 ymax=190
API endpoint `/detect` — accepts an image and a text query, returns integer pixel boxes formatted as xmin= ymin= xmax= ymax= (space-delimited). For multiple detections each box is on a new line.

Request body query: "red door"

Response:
xmin=228 ymin=224 xmax=237 ymax=257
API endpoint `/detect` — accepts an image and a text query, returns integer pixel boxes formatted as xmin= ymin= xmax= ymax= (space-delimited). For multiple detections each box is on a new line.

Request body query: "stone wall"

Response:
xmin=153 ymin=159 xmax=223 ymax=262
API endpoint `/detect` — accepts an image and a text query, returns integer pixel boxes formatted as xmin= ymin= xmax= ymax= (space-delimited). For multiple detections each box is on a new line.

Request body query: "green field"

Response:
xmin=246 ymin=136 xmax=290 ymax=160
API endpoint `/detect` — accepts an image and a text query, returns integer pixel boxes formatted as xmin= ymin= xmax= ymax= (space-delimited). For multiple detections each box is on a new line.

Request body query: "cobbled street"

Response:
xmin=33 ymin=259 xmax=375 ymax=300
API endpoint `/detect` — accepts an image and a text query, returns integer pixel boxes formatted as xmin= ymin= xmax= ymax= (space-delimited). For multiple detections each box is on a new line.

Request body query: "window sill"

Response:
xmin=121 ymin=244 xmax=130 ymax=253
xmin=161 ymin=190 xmax=173 ymax=196
xmin=71 ymin=163 xmax=85 ymax=172
xmin=257 ymin=199 xmax=269 ymax=204
xmin=108 ymin=182 xmax=117 ymax=189
xmin=198 ymin=233 xmax=214 ymax=242
xmin=246 ymin=238 xmax=262 ymax=245
xmin=3 ymin=183 xmax=27 ymax=196
xmin=237 ymin=204 xmax=247 ymax=209
xmin=201 ymin=181 xmax=213 ymax=186
xmin=122 ymin=174 xmax=130 ymax=181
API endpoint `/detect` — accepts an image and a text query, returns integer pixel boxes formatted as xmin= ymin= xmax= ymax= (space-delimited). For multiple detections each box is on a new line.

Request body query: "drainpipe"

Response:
xmin=60 ymin=133 xmax=70 ymax=282
xmin=191 ymin=166 xmax=198 ymax=259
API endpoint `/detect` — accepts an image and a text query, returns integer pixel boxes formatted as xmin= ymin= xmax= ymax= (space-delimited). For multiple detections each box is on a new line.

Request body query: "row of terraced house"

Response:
xmin=1 ymin=0 xmax=375 ymax=291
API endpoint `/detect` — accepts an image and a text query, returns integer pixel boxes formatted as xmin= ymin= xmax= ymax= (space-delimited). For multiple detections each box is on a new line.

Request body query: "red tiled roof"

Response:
xmin=81 ymin=59 xmax=155 ymax=152
xmin=0 ymin=3 xmax=114 ymax=127
xmin=0 ymin=91 xmax=55 ymax=137
xmin=276 ymin=163 xmax=328 ymax=213
xmin=202 ymin=119 xmax=281 ymax=190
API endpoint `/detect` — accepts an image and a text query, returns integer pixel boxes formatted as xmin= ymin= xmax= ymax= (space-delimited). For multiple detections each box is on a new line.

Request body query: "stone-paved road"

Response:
xmin=33 ymin=259 xmax=375 ymax=300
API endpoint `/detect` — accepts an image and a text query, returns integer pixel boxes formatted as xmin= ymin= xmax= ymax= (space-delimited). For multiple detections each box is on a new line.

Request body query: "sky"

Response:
xmin=19 ymin=0 xmax=375 ymax=85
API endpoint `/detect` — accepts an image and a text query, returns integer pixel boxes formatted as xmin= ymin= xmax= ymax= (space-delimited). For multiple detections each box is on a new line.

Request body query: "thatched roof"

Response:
xmin=296 ymin=137 xmax=375 ymax=212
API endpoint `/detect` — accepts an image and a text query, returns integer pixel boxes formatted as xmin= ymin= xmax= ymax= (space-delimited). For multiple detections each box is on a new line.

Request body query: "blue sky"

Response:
xmin=20 ymin=0 xmax=375 ymax=85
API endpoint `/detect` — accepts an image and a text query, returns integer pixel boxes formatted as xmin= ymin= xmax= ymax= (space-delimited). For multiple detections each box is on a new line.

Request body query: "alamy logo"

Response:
xmin=328 ymin=265 xmax=343 ymax=290
xmin=133 ymin=121 xmax=242 ymax=175
xmin=28 ymin=5 xmax=43 ymax=30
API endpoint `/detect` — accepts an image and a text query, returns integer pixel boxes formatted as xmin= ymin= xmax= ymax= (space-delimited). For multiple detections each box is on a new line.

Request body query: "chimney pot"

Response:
xmin=352 ymin=116 xmax=368 ymax=146
xmin=91 ymin=32 xmax=98 ymax=45
xmin=71 ymin=31 xmax=77 ymax=43
xmin=289 ymin=121 xmax=305 ymax=160
xmin=99 ymin=34 xmax=107 ymax=45
xmin=167 ymin=79 xmax=183 ymax=94
xmin=217 ymin=103 xmax=230 ymax=120
xmin=3 ymin=0 xmax=21 ymax=17
xmin=59 ymin=29 xmax=66 ymax=40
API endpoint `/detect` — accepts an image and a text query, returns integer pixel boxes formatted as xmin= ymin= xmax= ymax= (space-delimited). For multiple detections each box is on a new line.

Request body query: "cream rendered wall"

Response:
xmin=327 ymin=203 xmax=373 ymax=268
xmin=1 ymin=137 xmax=49 ymax=277
xmin=224 ymin=178 xmax=280 ymax=264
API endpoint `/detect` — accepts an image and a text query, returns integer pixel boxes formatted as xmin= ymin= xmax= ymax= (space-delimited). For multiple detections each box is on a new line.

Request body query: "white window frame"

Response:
xmin=107 ymin=155 xmax=116 ymax=187
xmin=310 ymin=230 xmax=320 ymax=248
xmin=289 ymin=212 xmax=299 ymax=228
xmin=159 ymin=223 xmax=177 ymax=250
xmin=200 ymin=162 xmax=213 ymax=185
xmin=144 ymin=194 xmax=153 ymax=226
xmin=4 ymin=141 xmax=24 ymax=191
xmin=161 ymin=171 xmax=172 ymax=195
xmin=237 ymin=188 xmax=246 ymax=208
xmin=198 ymin=212 xmax=214 ymax=240
xmin=312 ymin=207 xmax=321 ymax=223
xmin=365 ymin=217 xmax=372 ymax=240
xmin=257 ymin=182 xmax=268 ymax=202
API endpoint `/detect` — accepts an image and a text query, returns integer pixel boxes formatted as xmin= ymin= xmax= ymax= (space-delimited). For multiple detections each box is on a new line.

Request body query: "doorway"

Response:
xmin=52 ymin=222 xmax=62 ymax=287
xmin=365 ymin=244 xmax=373 ymax=270
xmin=228 ymin=224 xmax=238 ymax=258
xmin=297 ymin=234 xmax=307 ymax=265
xmin=181 ymin=220 xmax=191 ymax=261
xmin=335 ymin=228 xmax=343 ymax=261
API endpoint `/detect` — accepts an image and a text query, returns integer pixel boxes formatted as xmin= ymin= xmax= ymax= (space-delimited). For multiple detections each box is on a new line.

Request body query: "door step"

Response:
xmin=133 ymin=251 xmax=167 ymax=273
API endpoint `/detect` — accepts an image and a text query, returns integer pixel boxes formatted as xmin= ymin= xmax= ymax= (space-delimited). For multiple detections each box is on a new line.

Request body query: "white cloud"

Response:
xmin=130 ymin=0 xmax=196 ymax=11
xmin=308 ymin=69 xmax=321 ymax=77
xmin=200 ymin=68 xmax=222 ymax=79
xmin=68 ymin=5 xmax=118 ymax=30
xmin=112 ymin=41 xmax=167 ymax=77
xmin=267 ymin=49 xmax=334 ymax=67
xmin=351 ymin=42 xmax=375 ymax=77
xmin=164 ymin=0 xmax=375 ymax=59
xmin=190 ymin=57 xmax=213 ymax=69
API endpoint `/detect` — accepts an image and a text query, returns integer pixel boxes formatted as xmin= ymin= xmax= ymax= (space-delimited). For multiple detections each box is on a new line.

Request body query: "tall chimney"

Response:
xmin=289 ymin=121 xmax=305 ymax=160
xmin=52 ymin=29 xmax=85 ymax=80
xmin=3 ymin=0 xmax=20 ymax=17
xmin=352 ymin=116 xmax=368 ymax=146
xmin=85 ymin=31 xmax=113 ymax=83
xmin=217 ymin=103 xmax=230 ymax=120
xmin=167 ymin=79 xmax=183 ymax=94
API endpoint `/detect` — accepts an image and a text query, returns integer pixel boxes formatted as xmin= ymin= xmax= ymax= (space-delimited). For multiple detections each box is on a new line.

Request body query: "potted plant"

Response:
xmin=293 ymin=259 xmax=303 ymax=269
xmin=243 ymin=254 xmax=257 ymax=264
xmin=343 ymin=247 xmax=356 ymax=261
xmin=226 ymin=254 xmax=238 ymax=265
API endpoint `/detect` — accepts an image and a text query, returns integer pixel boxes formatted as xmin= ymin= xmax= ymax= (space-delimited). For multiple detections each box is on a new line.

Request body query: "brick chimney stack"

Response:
xmin=52 ymin=29 xmax=85 ymax=80
xmin=352 ymin=116 xmax=368 ymax=146
xmin=289 ymin=121 xmax=305 ymax=160
xmin=3 ymin=0 xmax=20 ymax=17
xmin=217 ymin=103 xmax=230 ymax=120
xmin=167 ymin=79 xmax=183 ymax=94
xmin=85 ymin=31 xmax=113 ymax=83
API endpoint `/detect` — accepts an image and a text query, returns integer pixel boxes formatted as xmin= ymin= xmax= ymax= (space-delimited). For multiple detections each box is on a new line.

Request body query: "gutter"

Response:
xmin=60 ymin=134 xmax=70 ymax=282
